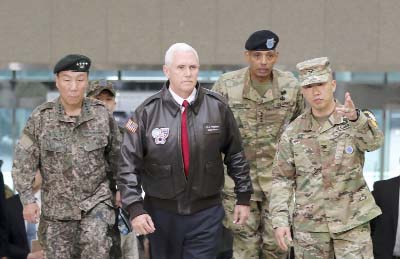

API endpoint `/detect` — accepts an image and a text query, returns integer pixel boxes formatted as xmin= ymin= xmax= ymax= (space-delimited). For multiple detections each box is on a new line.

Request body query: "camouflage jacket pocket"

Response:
xmin=83 ymin=136 xmax=108 ymax=151
xmin=42 ymin=137 xmax=67 ymax=153
xmin=41 ymin=137 xmax=68 ymax=174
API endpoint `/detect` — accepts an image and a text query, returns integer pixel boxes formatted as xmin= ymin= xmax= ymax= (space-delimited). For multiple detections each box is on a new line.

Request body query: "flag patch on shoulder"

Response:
xmin=125 ymin=119 xmax=138 ymax=133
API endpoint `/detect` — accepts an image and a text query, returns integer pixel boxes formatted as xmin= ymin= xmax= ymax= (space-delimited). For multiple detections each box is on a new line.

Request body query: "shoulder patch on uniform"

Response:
xmin=221 ymin=67 xmax=248 ymax=80
xmin=125 ymin=119 xmax=138 ymax=133
xmin=19 ymin=134 xmax=34 ymax=149
xmin=274 ymin=68 xmax=299 ymax=85
xmin=362 ymin=109 xmax=378 ymax=128
xmin=36 ymin=101 xmax=55 ymax=112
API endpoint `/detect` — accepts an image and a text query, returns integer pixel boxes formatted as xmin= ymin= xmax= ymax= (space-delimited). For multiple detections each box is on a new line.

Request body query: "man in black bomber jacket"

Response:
xmin=118 ymin=43 xmax=253 ymax=259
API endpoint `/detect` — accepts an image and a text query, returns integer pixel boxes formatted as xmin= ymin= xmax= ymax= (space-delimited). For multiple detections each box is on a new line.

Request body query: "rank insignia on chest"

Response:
xmin=151 ymin=127 xmax=169 ymax=144
xmin=337 ymin=123 xmax=350 ymax=131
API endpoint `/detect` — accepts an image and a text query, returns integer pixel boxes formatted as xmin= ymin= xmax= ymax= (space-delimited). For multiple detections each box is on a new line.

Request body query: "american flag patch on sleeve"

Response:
xmin=125 ymin=119 xmax=138 ymax=133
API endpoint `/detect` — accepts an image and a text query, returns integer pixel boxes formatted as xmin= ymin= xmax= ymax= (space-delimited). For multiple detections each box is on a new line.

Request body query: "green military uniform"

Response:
xmin=270 ymin=105 xmax=383 ymax=259
xmin=88 ymin=79 xmax=124 ymax=259
xmin=270 ymin=56 xmax=383 ymax=259
xmin=213 ymin=67 xmax=304 ymax=258
xmin=12 ymin=97 xmax=121 ymax=259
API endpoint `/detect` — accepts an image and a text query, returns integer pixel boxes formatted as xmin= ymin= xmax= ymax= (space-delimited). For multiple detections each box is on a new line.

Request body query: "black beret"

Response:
xmin=53 ymin=54 xmax=91 ymax=74
xmin=245 ymin=30 xmax=279 ymax=51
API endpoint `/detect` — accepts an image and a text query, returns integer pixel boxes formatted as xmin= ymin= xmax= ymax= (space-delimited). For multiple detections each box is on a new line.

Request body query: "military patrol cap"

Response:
xmin=296 ymin=57 xmax=332 ymax=87
xmin=245 ymin=30 xmax=279 ymax=51
xmin=53 ymin=54 xmax=91 ymax=74
xmin=87 ymin=80 xmax=116 ymax=97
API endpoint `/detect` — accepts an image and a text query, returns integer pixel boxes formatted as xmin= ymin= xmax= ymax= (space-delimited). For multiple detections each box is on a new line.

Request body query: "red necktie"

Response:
xmin=181 ymin=100 xmax=190 ymax=176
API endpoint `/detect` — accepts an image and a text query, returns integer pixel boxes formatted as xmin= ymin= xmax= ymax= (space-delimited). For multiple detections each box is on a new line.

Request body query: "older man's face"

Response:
xmin=163 ymin=51 xmax=199 ymax=99
xmin=56 ymin=71 xmax=88 ymax=108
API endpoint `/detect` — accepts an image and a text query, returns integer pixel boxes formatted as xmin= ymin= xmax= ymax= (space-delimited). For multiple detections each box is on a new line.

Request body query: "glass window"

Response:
xmin=14 ymin=70 xmax=120 ymax=81
xmin=0 ymin=108 xmax=32 ymax=189
xmin=16 ymin=70 xmax=53 ymax=81
xmin=121 ymin=70 xmax=165 ymax=81
xmin=351 ymin=72 xmax=385 ymax=84
xmin=335 ymin=71 xmax=352 ymax=82
xmin=121 ymin=70 xmax=223 ymax=83
xmin=198 ymin=70 xmax=223 ymax=82
xmin=0 ymin=108 xmax=32 ymax=190
xmin=0 ymin=108 xmax=13 ymax=190
xmin=383 ymin=107 xmax=400 ymax=182
xmin=89 ymin=70 xmax=119 ymax=80
xmin=387 ymin=72 xmax=400 ymax=83
xmin=0 ymin=70 xmax=12 ymax=80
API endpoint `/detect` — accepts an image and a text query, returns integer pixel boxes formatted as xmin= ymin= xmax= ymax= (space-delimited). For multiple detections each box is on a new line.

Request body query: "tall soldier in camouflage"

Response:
xmin=270 ymin=57 xmax=383 ymax=259
xmin=12 ymin=54 xmax=121 ymax=259
xmin=212 ymin=30 xmax=304 ymax=259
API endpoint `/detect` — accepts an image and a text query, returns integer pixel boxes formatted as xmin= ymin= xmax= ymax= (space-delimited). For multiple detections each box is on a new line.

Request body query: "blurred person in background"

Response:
xmin=87 ymin=80 xmax=140 ymax=259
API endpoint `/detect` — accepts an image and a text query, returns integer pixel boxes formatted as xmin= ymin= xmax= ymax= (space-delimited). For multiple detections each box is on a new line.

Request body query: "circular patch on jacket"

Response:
xmin=345 ymin=145 xmax=354 ymax=154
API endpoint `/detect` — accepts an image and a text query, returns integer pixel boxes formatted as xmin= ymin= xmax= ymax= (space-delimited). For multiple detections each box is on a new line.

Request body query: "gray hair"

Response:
xmin=164 ymin=43 xmax=199 ymax=65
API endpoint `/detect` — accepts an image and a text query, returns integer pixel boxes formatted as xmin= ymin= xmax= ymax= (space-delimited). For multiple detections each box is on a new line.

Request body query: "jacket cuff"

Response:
xmin=127 ymin=202 xmax=147 ymax=221
xmin=349 ymin=111 xmax=368 ymax=129
xmin=272 ymin=214 xmax=290 ymax=229
xmin=236 ymin=192 xmax=251 ymax=206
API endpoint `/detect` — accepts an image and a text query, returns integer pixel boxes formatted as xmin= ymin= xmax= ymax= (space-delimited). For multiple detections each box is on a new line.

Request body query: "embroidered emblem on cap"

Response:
xmin=125 ymin=119 xmax=138 ymax=134
xmin=266 ymin=38 xmax=275 ymax=49
xmin=77 ymin=61 xmax=89 ymax=69
xmin=151 ymin=127 xmax=169 ymax=144
xmin=345 ymin=145 xmax=354 ymax=154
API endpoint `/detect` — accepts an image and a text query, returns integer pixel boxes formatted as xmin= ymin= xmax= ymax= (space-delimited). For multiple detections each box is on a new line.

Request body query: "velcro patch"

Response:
xmin=125 ymin=119 xmax=138 ymax=133
xmin=20 ymin=134 xmax=34 ymax=149
xmin=362 ymin=109 xmax=378 ymax=128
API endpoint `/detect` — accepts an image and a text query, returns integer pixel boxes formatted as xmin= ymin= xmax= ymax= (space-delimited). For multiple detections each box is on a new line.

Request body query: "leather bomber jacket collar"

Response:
xmin=161 ymin=81 xmax=204 ymax=117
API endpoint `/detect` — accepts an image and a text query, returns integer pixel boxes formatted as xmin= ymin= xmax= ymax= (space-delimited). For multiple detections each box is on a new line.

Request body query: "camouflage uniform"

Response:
xmin=213 ymin=67 xmax=304 ymax=258
xmin=120 ymin=232 xmax=139 ymax=259
xmin=88 ymin=80 xmax=141 ymax=259
xmin=293 ymin=223 xmax=373 ymax=259
xmin=270 ymin=105 xmax=383 ymax=259
xmin=12 ymin=97 xmax=121 ymax=259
